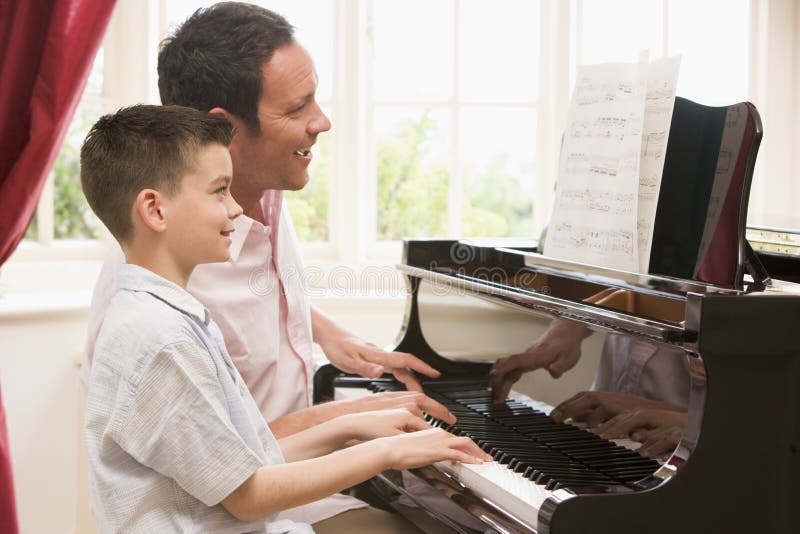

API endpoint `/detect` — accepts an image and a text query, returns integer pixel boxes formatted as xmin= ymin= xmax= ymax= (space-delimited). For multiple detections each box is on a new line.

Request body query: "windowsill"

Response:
xmin=9 ymin=239 xmax=110 ymax=262
xmin=0 ymin=290 xmax=92 ymax=319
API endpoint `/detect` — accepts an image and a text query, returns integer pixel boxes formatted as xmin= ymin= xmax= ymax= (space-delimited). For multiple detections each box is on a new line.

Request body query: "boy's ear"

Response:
xmin=133 ymin=189 xmax=168 ymax=233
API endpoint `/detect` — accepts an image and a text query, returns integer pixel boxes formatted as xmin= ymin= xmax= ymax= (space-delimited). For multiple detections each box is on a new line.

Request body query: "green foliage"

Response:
xmin=376 ymin=112 xmax=449 ymax=240
xmin=375 ymin=111 xmax=533 ymax=240
xmin=285 ymin=134 xmax=330 ymax=241
xmin=52 ymin=135 xmax=102 ymax=240
xmin=461 ymin=152 xmax=534 ymax=237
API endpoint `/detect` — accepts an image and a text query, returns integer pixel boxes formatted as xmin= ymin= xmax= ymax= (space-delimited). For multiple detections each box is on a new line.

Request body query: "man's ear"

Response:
xmin=133 ymin=189 xmax=168 ymax=233
xmin=209 ymin=107 xmax=246 ymax=134
xmin=209 ymin=107 xmax=235 ymax=124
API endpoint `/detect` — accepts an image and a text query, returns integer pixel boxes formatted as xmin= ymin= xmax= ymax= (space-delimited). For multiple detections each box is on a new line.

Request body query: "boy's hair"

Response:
xmin=80 ymin=104 xmax=234 ymax=242
xmin=158 ymin=2 xmax=295 ymax=134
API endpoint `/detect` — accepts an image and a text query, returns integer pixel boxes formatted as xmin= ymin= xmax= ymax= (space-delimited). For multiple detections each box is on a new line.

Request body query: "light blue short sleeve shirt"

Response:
xmin=84 ymin=264 xmax=312 ymax=533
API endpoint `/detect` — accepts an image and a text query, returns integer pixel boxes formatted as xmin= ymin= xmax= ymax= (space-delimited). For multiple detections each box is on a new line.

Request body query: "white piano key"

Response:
xmin=434 ymin=459 xmax=551 ymax=531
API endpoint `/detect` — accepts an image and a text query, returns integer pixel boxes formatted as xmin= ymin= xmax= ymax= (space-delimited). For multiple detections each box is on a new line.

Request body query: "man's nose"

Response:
xmin=309 ymin=103 xmax=331 ymax=134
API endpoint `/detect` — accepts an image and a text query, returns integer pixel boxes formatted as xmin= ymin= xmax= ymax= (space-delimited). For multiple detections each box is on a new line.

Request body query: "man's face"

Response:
xmin=165 ymin=143 xmax=242 ymax=266
xmin=229 ymin=41 xmax=331 ymax=192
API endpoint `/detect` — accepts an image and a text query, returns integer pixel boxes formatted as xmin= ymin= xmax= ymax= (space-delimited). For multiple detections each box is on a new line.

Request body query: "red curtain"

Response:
xmin=0 ymin=0 xmax=116 ymax=265
xmin=0 ymin=1 xmax=116 ymax=531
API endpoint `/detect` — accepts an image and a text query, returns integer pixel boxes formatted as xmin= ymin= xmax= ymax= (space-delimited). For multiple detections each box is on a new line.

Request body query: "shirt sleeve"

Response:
xmin=109 ymin=340 xmax=264 ymax=506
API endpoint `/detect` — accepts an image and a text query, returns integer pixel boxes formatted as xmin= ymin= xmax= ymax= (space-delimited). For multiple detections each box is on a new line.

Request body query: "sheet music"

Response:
xmin=544 ymin=56 xmax=649 ymax=271
xmin=637 ymin=56 xmax=681 ymax=272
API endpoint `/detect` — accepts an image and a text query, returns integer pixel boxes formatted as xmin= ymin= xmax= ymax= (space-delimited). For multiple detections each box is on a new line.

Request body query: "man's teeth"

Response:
xmin=293 ymin=149 xmax=310 ymax=156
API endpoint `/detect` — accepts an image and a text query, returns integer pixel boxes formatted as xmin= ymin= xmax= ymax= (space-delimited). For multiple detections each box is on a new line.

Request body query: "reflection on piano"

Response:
xmin=315 ymin=99 xmax=799 ymax=533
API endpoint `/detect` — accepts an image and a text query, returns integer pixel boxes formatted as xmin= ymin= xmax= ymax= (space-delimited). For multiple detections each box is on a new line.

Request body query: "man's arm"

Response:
xmin=310 ymin=303 xmax=441 ymax=392
xmin=268 ymin=390 xmax=456 ymax=438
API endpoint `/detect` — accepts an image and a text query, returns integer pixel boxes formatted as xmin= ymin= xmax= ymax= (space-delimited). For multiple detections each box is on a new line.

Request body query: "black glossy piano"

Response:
xmin=315 ymin=99 xmax=800 ymax=533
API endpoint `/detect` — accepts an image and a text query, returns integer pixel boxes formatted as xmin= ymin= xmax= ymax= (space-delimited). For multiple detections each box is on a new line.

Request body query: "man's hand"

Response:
xmin=339 ymin=390 xmax=456 ymax=425
xmin=312 ymin=304 xmax=440 ymax=391
xmin=320 ymin=334 xmax=440 ymax=392
xmin=550 ymin=391 xmax=684 ymax=428
xmin=489 ymin=318 xmax=589 ymax=402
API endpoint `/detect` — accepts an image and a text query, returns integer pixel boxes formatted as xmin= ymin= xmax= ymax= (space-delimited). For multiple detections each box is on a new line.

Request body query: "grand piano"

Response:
xmin=315 ymin=98 xmax=800 ymax=533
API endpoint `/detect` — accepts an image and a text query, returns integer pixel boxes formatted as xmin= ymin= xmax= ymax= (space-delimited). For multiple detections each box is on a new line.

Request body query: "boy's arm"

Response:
xmin=277 ymin=408 xmax=430 ymax=462
xmin=222 ymin=428 xmax=490 ymax=522
xmin=268 ymin=390 xmax=456 ymax=438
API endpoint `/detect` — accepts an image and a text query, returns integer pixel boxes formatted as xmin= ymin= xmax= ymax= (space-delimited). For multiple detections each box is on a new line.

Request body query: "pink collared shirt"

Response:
xmin=81 ymin=195 xmax=365 ymax=525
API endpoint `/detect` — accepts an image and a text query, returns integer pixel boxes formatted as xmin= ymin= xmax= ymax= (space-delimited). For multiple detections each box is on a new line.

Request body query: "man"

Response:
xmin=82 ymin=3 xmax=453 ymax=531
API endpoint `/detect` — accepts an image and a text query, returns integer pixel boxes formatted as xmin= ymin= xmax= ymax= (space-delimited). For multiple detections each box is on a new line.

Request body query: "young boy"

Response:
xmin=80 ymin=105 xmax=489 ymax=533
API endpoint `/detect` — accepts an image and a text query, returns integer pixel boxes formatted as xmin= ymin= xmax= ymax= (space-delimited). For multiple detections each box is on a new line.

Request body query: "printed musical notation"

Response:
xmin=545 ymin=53 xmax=681 ymax=273
xmin=559 ymin=188 xmax=635 ymax=215
xmin=549 ymin=223 xmax=635 ymax=256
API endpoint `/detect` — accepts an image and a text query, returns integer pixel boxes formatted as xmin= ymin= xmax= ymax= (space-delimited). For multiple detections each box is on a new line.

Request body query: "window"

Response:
xmin=14 ymin=0 xmax=799 ymax=273
xmin=369 ymin=0 xmax=539 ymax=241
xmin=23 ymin=49 xmax=107 ymax=247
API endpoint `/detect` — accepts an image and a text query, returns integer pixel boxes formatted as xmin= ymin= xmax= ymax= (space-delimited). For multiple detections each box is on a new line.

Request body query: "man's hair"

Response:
xmin=158 ymin=2 xmax=295 ymax=133
xmin=80 ymin=104 xmax=234 ymax=242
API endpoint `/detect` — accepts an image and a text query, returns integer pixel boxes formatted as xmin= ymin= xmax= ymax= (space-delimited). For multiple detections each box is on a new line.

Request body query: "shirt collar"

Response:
xmin=228 ymin=214 xmax=254 ymax=262
xmin=117 ymin=263 xmax=210 ymax=325
xmin=228 ymin=189 xmax=282 ymax=263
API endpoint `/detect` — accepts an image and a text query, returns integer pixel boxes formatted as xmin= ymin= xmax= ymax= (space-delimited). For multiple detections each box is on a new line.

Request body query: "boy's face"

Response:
xmin=165 ymin=143 xmax=242 ymax=266
xmin=228 ymin=41 xmax=332 ymax=191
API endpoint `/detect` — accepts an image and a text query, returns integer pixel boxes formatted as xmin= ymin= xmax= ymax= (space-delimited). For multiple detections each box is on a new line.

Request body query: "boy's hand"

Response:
xmin=381 ymin=428 xmax=492 ymax=470
xmin=340 ymin=408 xmax=431 ymax=442
xmin=337 ymin=390 xmax=456 ymax=425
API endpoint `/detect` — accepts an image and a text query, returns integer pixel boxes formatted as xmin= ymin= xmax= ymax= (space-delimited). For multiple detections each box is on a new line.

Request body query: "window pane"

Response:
xmin=372 ymin=1 xmax=455 ymax=101
xmin=668 ymin=0 xmax=749 ymax=105
xmin=375 ymin=107 xmax=451 ymax=240
xmin=53 ymin=41 xmax=105 ymax=241
xmin=260 ymin=0 xmax=334 ymax=102
xmin=54 ymin=99 xmax=105 ymax=240
xmin=459 ymin=0 xmax=540 ymax=102
xmin=24 ymin=212 xmax=38 ymax=240
xmin=580 ymin=0 xmax=662 ymax=64
xmin=459 ymin=107 xmax=536 ymax=237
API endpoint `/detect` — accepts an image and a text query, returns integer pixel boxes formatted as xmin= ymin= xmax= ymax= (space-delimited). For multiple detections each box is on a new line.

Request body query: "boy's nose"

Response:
xmin=227 ymin=197 xmax=243 ymax=219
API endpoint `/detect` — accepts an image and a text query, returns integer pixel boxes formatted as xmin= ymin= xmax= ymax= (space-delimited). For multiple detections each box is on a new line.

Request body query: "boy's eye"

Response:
xmin=215 ymin=186 xmax=227 ymax=196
